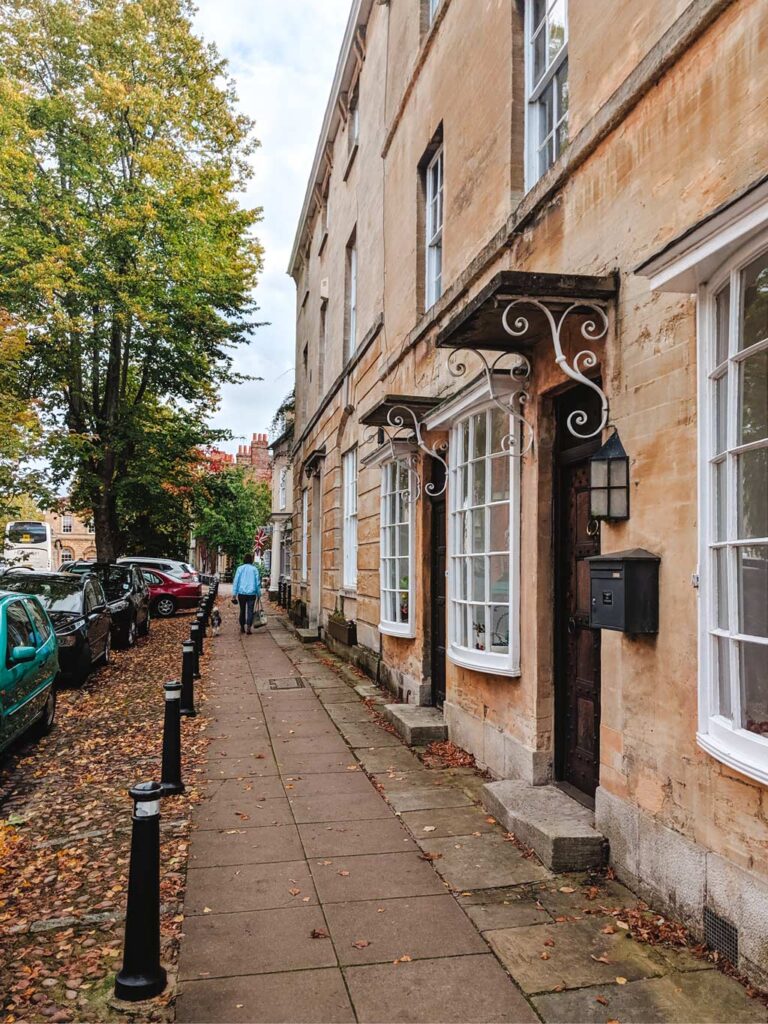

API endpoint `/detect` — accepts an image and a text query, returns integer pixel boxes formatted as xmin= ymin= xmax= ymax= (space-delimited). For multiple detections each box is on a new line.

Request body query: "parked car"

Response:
xmin=61 ymin=561 xmax=150 ymax=647
xmin=0 ymin=592 xmax=58 ymax=754
xmin=2 ymin=572 xmax=112 ymax=686
xmin=117 ymin=557 xmax=199 ymax=584
xmin=139 ymin=568 xmax=202 ymax=618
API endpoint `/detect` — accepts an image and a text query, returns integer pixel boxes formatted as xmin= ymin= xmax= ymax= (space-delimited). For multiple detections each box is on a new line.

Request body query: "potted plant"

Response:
xmin=326 ymin=606 xmax=357 ymax=646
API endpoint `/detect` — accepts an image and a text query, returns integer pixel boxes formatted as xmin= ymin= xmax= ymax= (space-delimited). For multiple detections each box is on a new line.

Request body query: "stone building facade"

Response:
xmin=235 ymin=432 xmax=272 ymax=484
xmin=44 ymin=507 xmax=96 ymax=566
xmin=288 ymin=0 xmax=768 ymax=982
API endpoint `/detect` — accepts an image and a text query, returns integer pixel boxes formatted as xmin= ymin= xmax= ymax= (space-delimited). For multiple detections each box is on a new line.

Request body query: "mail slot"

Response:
xmin=586 ymin=549 xmax=660 ymax=634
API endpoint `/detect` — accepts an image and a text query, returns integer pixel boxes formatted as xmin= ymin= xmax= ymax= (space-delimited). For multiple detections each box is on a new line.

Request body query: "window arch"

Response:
xmin=698 ymin=231 xmax=768 ymax=783
xmin=59 ymin=546 xmax=74 ymax=564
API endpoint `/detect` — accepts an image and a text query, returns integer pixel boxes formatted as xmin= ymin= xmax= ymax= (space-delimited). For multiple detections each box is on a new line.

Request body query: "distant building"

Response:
xmin=44 ymin=507 xmax=96 ymax=566
xmin=267 ymin=424 xmax=294 ymax=600
xmin=235 ymin=432 xmax=271 ymax=485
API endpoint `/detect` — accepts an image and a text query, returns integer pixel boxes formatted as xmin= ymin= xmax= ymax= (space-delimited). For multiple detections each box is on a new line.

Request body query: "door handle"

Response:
xmin=567 ymin=616 xmax=577 ymax=634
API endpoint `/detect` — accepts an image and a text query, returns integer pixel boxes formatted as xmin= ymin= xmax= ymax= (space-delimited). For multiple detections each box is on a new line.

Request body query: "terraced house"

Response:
xmin=288 ymin=0 xmax=768 ymax=982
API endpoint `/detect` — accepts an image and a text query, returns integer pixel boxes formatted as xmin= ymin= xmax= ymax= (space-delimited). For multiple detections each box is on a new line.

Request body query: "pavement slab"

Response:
xmin=189 ymin=823 xmax=305 ymax=868
xmin=422 ymin=833 xmax=550 ymax=890
xmin=288 ymin=789 xmax=395 ymax=823
xmin=184 ymin=858 xmax=317 ymax=915
xmin=299 ymin=817 xmax=418 ymax=858
xmin=194 ymin=794 xmax=295 ymax=830
xmin=308 ymin=851 xmax=448 ymax=903
xmin=402 ymin=804 xmax=501 ymax=837
xmin=343 ymin=955 xmax=540 ymax=1023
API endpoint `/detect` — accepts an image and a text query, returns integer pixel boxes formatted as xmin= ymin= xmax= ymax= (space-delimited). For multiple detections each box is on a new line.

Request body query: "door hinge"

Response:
xmin=691 ymin=572 xmax=700 ymax=589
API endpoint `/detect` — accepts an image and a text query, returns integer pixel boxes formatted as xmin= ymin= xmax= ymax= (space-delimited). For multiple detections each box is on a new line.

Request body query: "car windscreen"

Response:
xmin=2 ymin=576 xmax=83 ymax=613
xmin=97 ymin=567 xmax=133 ymax=600
xmin=6 ymin=522 xmax=47 ymax=545
xmin=181 ymin=563 xmax=195 ymax=574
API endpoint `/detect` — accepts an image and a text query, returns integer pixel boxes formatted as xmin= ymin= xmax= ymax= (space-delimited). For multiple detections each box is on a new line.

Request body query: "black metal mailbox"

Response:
xmin=587 ymin=549 xmax=660 ymax=634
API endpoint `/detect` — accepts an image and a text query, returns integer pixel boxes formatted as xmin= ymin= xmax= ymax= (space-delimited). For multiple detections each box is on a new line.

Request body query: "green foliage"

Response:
xmin=0 ymin=0 xmax=263 ymax=558
xmin=0 ymin=316 xmax=46 ymax=520
xmin=194 ymin=467 xmax=270 ymax=565
xmin=270 ymin=388 xmax=295 ymax=440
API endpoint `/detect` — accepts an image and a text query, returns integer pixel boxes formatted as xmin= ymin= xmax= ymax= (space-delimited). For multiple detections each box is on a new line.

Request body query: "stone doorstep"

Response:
xmin=482 ymin=779 xmax=606 ymax=872
xmin=383 ymin=704 xmax=448 ymax=745
xmin=295 ymin=627 xmax=320 ymax=643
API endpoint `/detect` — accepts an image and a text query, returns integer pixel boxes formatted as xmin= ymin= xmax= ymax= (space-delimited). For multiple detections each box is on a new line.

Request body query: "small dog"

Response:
xmin=210 ymin=606 xmax=222 ymax=636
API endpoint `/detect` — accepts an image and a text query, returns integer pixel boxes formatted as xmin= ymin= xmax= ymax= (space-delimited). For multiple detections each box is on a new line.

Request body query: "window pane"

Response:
xmin=472 ymin=413 xmax=487 ymax=459
xmin=737 ymin=448 xmax=768 ymax=539
xmin=459 ymin=420 xmax=470 ymax=464
xmin=741 ymin=251 xmax=768 ymax=350
xmin=457 ymin=510 xmax=470 ymax=554
xmin=716 ymin=635 xmax=732 ymax=720
xmin=557 ymin=63 xmax=569 ymax=118
xmin=490 ymin=455 xmax=510 ymax=502
xmin=471 ymin=462 xmax=486 ymax=506
xmin=715 ymin=373 xmax=728 ymax=454
xmin=715 ymin=285 xmax=730 ymax=366
xmin=738 ymin=545 xmax=768 ymax=638
xmin=398 ymin=525 xmax=409 ymax=558
xmin=532 ymin=0 xmax=546 ymax=31
xmin=470 ymin=604 xmax=486 ymax=651
xmin=454 ymin=559 xmax=466 ymax=600
xmin=489 ymin=554 xmax=509 ymax=603
xmin=471 ymin=509 xmax=486 ymax=553
xmin=608 ymin=486 xmax=628 ymax=519
xmin=532 ymin=24 xmax=546 ymax=83
xmin=715 ymin=547 xmax=729 ymax=630
xmin=490 ymin=408 xmax=507 ymax=453
xmin=548 ymin=0 xmax=566 ymax=62
xmin=471 ymin=556 xmax=485 ymax=602
xmin=591 ymin=487 xmax=608 ymax=518
xmin=538 ymin=134 xmax=553 ymax=178
xmin=739 ymin=350 xmax=767 ymax=445
xmin=489 ymin=503 xmax=509 ymax=552
xmin=490 ymin=605 xmax=509 ymax=652
xmin=714 ymin=460 xmax=727 ymax=541
xmin=455 ymin=603 xmax=468 ymax=648
xmin=741 ymin=640 xmax=768 ymax=735
xmin=538 ymin=84 xmax=554 ymax=145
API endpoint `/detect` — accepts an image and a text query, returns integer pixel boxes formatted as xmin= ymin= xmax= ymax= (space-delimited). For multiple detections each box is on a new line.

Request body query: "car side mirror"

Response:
xmin=10 ymin=645 xmax=36 ymax=663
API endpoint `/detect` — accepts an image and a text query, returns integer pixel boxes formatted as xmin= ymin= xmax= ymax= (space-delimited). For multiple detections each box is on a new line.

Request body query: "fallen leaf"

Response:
xmin=311 ymin=928 xmax=330 ymax=939
xmin=616 ymin=920 xmax=630 ymax=930
xmin=203 ymin=907 xmax=213 ymax=914
xmin=559 ymin=886 xmax=576 ymax=894
xmin=393 ymin=955 xmax=412 ymax=964
xmin=539 ymin=951 xmax=550 ymax=960
xmin=485 ymin=817 xmax=496 ymax=824
xmin=590 ymin=954 xmax=612 ymax=964
xmin=338 ymin=870 xmax=350 ymax=877
xmin=616 ymin=977 xmax=628 ymax=985
xmin=422 ymin=826 xmax=437 ymax=832
xmin=596 ymin=995 xmax=609 ymax=1006
xmin=543 ymin=938 xmax=555 ymax=947
xmin=288 ymin=888 xmax=301 ymax=896
xmin=601 ymin=925 xmax=616 ymax=934
xmin=419 ymin=852 xmax=442 ymax=861
xmin=352 ymin=939 xmax=371 ymax=949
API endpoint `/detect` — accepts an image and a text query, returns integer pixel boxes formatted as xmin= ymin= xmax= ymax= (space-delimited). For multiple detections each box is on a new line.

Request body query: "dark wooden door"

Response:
xmin=430 ymin=464 xmax=447 ymax=709
xmin=555 ymin=389 xmax=601 ymax=800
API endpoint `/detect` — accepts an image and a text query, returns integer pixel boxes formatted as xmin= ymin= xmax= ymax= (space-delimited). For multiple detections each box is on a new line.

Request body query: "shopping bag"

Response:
xmin=254 ymin=596 xmax=267 ymax=628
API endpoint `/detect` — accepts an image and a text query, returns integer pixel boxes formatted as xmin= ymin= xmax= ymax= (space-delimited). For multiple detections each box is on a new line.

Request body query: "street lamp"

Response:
xmin=589 ymin=430 xmax=630 ymax=521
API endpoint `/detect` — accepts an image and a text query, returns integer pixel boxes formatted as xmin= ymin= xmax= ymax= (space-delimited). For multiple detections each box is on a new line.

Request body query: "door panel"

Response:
xmin=555 ymin=388 xmax=602 ymax=800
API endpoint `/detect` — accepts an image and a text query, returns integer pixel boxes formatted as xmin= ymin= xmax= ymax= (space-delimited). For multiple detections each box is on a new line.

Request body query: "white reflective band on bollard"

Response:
xmin=135 ymin=800 xmax=161 ymax=817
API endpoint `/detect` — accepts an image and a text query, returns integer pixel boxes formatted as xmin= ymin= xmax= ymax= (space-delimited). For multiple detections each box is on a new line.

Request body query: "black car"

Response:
xmin=2 ymin=572 xmax=112 ymax=686
xmin=62 ymin=562 xmax=150 ymax=648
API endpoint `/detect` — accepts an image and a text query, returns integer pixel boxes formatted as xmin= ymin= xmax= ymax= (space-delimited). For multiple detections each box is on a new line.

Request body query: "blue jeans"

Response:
xmin=238 ymin=594 xmax=257 ymax=630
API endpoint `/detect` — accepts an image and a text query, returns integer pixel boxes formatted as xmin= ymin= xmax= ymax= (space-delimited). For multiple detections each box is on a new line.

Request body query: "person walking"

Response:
xmin=231 ymin=553 xmax=261 ymax=635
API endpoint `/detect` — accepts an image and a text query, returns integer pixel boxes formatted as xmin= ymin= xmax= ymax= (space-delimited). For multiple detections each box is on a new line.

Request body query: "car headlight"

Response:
xmin=113 ymin=600 xmax=129 ymax=612
xmin=58 ymin=635 xmax=77 ymax=647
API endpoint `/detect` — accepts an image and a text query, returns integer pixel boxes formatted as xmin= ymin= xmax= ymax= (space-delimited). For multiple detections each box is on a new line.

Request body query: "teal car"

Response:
xmin=0 ymin=592 xmax=58 ymax=755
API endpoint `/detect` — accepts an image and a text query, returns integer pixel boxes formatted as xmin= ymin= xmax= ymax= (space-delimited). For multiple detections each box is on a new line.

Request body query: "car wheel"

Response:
xmin=155 ymin=596 xmax=177 ymax=618
xmin=30 ymin=688 xmax=56 ymax=739
xmin=99 ymin=632 xmax=111 ymax=665
xmin=124 ymin=617 xmax=138 ymax=648
xmin=138 ymin=610 xmax=150 ymax=637
xmin=72 ymin=644 xmax=91 ymax=687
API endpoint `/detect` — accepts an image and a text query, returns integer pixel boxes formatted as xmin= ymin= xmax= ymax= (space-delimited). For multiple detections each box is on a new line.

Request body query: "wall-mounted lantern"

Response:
xmin=589 ymin=430 xmax=629 ymax=521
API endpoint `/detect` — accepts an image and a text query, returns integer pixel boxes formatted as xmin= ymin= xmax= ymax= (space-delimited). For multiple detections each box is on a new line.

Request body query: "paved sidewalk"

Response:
xmin=175 ymin=604 xmax=766 ymax=1024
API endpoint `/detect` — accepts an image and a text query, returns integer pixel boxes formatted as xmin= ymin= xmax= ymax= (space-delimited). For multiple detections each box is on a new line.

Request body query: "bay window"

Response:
xmin=379 ymin=461 xmax=415 ymax=637
xmin=699 ymin=238 xmax=768 ymax=782
xmin=343 ymin=447 xmax=358 ymax=589
xmin=447 ymin=403 xmax=521 ymax=675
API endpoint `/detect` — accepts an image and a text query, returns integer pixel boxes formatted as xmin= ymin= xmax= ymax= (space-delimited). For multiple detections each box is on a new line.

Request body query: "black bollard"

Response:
xmin=180 ymin=640 xmax=197 ymax=717
xmin=196 ymin=611 xmax=206 ymax=655
xmin=190 ymin=623 xmax=201 ymax=679
xmin=114 ymin=782 xmax=167 ymax=1002
xmin=160 ymin=681 xmax=184 ymax=796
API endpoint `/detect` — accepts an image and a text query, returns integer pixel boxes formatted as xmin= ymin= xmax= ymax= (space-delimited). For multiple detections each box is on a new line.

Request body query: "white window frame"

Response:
xmin=427 ymin=382 xmax=522 ymax=676
xmin=278 ymin=466 xmax=287 ymax=511
xmin=60 ymin=547 xmax=74 ymax=563
xmin=427 ymin=0 xmax=441 ymax=26
xmin=62 ymin=514 xmax=73 ymax=534
xmin=697 ymin=230 xmax=768 ymax=785
xmin=379 ymin=460 xmax=416 ymax=638
xmin=425 ymin=146 xmax=444 ymax=309
xmin=301 ymin=488 xmax=309 ymax=582
xmin=348 ymin=82 xmax=359 ymax=155
xmin=342 ymin=447 xmax=358 ymax=590
xmin=345 ymin=236 xmax=357 ymax=360
xmin=524 ymin=0 xmax=568 ymax=190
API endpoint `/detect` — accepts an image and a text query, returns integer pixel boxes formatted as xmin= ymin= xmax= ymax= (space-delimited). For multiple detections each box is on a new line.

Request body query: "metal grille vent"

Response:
xmin=704 ymin=906 xmax=738 ymax=964
xmin=268 ymin=677 xmax=306 ymax=690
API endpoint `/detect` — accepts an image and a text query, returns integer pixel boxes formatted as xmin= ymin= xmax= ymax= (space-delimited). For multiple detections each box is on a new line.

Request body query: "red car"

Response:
xmin=139 ymin=568 xmax=202 ymax=618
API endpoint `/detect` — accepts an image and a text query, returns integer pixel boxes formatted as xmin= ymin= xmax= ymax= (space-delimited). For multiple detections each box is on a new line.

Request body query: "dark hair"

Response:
xmin=243 ymin=553 xmax=253 ymax=564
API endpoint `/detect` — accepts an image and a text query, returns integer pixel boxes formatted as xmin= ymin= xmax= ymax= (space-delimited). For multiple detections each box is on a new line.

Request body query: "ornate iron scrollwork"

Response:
xmin=386 ymin=405 xmax=448 ymax=498
xmin=446 ymin=349 xmax=534 ymax=456
xmin=502 ymin=298 xmax=609 ymax=439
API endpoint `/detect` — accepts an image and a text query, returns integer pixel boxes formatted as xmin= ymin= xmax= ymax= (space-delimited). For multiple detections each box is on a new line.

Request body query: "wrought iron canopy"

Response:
xmin=436 ymin=270 xmax=618 ymax=351
xmin=359 ymin=394 xmax=440 ymax=427
xmin=301 ymin=446 xmax=326 ymax=478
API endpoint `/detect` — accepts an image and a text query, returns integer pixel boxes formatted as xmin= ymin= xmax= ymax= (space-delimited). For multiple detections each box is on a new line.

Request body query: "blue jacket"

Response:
xmin=232 ymin=562 xmax=261 ymax=597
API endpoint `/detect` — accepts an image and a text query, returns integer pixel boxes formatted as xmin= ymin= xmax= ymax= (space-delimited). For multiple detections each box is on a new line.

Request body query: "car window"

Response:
xmin=25 ymin=600 xmax=51 ymax=645
xmin=84 ymin=582 xmax=97 ymax=612
xmin=93 ymin=580 xmax=106 ymax=606
xmin=6 ymin=601 xmax=35 ymax=662
xmin=143 ymin=571 xmax=162 ymax=585
xmin=2 ymin=575 xmax=83 ymax=613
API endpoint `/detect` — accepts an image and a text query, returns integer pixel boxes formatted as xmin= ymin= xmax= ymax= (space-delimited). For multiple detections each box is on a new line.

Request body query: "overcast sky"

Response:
xmin=192 ymin=0 xmax=350 ymax=452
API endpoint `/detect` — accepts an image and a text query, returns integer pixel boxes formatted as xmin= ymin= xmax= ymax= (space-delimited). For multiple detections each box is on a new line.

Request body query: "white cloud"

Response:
xmin=191 ymin=0 xmax=349 ymax=451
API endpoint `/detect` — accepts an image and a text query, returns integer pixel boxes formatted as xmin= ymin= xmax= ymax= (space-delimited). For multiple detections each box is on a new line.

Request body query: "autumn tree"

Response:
xmin=194 ymin=468 xmax=270 ymax=566
xmin=0 ymin=0 xmax=263 ymax=559
xmin=0 ymin=314 xmax=44 ymax=521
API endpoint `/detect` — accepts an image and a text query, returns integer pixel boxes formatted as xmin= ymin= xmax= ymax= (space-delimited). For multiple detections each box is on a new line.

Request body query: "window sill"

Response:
xmin=448 ymin=644 xmax=520 ymax=678
xmin=340 ymin=587 xmax=358 ymax=599
xmin=379 ymin=621 xmax=415 ymax=639
xmin=343 ymin=143 xmax=358 ymax=182
xmin=697 ymin=722 xmax=768 ymax=787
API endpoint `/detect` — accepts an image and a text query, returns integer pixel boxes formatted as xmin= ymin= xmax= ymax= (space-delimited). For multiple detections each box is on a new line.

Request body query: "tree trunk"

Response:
xmin=92 ymin=460 xmax=121 ymax=561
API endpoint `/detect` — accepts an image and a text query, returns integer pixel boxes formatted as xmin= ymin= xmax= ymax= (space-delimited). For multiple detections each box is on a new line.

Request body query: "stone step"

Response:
xmin=383 ymin=705 xmax=448 ymax=746
xmin=355 ymin=683 xmax=387 ymax=704
xmin=482 ymin=779 xmax=606 ymax=872
xmin=295 ymin=627 xmax=320 ymax=643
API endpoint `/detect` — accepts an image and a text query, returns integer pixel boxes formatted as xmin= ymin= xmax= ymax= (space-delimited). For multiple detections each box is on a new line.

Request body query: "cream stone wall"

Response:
xmin=290 ymin=0 xmax=768 ymax=980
